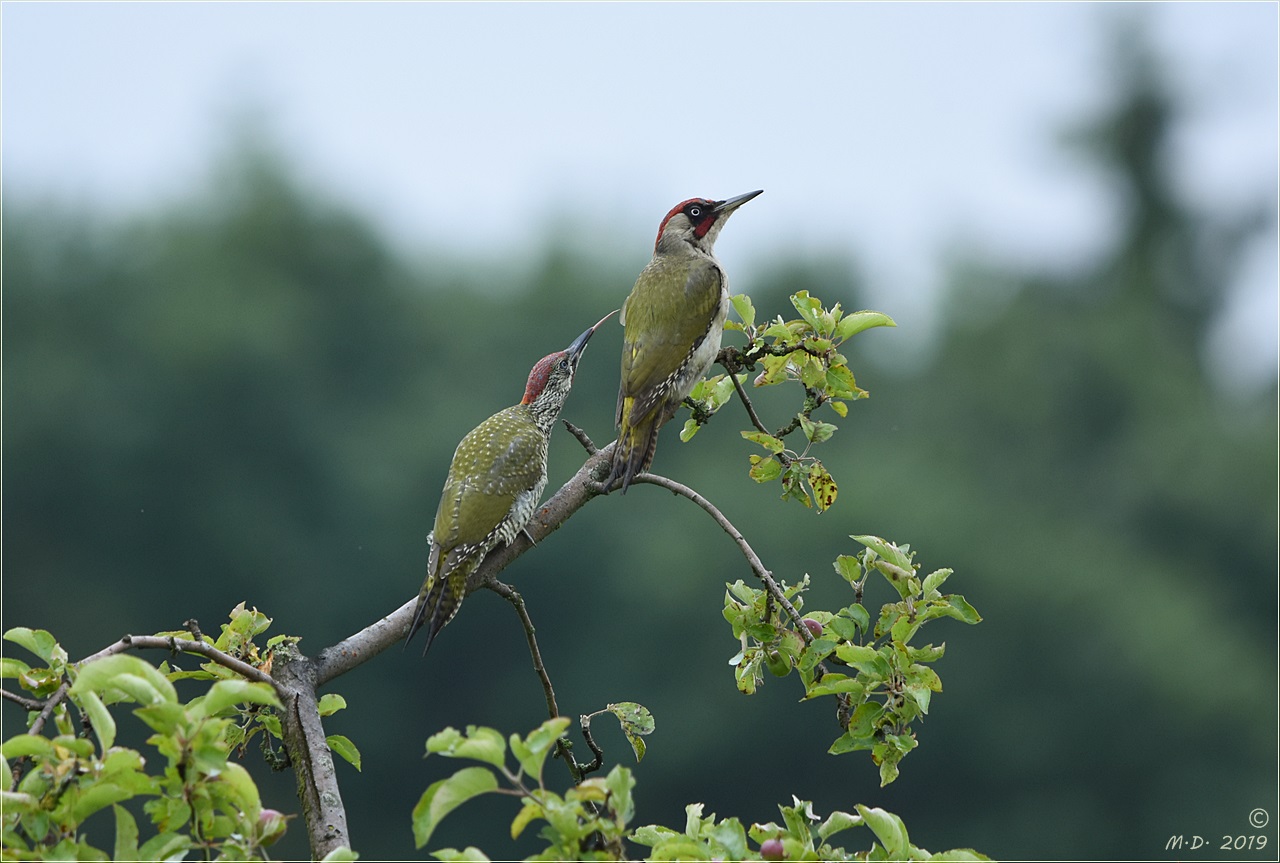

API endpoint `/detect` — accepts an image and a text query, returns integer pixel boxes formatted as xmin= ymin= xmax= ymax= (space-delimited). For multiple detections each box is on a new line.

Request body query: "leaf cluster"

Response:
xmin=1 ymin=605 xmax=364 ymax=860
xmin=723 ymin=535 xmax=981 ymax=786
xmin=683 ymin=291 xmax=895 ymax=512
xmin=413 ymin=719 xmax=988 ymax=862
xmin=414 ymin=718 xmax=635 ymax=861
xmin=634 ymin=797 xmax=988 ymax=862
xmin=2 ymin=625 xmax=284 ymax=860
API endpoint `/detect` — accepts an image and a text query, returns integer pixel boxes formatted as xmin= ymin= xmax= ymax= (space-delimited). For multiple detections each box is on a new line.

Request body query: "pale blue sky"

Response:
xmin=3 ymin=2 xmax=1276 ymax=387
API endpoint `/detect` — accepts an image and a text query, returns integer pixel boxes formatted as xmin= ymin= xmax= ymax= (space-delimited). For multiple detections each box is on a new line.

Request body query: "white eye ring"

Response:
xmin=688 ymin=206 xmax=702 ymax=217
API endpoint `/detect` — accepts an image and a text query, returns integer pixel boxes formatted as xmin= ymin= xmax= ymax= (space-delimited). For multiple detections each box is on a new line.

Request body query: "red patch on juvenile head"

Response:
xmin=522 ymin=353 xmax=560 ymax=404
xmin=655 ymin=197 xmax=714 ymax=250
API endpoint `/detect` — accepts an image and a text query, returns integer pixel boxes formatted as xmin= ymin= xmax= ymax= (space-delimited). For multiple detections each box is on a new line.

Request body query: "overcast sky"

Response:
xmin=3 ymin=2 xmax=1276 ymax=388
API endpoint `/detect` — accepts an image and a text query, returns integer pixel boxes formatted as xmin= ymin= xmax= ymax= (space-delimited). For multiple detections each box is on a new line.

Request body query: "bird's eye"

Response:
xmin=558 ymin=358 xmax=569 ymax=370
xmin=686 ymin=205 xmax=702 ymax=218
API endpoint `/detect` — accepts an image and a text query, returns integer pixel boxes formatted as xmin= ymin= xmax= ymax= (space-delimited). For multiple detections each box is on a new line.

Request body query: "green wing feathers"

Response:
xmin=611 ymin=257 xmax=723 ymax=491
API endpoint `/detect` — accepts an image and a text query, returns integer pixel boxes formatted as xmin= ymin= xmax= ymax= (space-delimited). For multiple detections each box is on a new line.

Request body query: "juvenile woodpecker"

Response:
xmin=606 ymin=190 xmax=762 ymax=492
xmin=407 ymin=313 xmax=612 ymax=653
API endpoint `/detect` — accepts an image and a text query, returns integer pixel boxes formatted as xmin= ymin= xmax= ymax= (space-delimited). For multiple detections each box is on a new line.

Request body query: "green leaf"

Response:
xmin=905 ymin=684 xmax=933 ymax=715
xmin=741 ymin=430 xmax=784 ymax=453
xmin=730 ymin=294 xmax=756 ymax=329
xmin=217 ymin=761 xmax=262 ymax=816
xmin=925 ymin=849 xmax=992 ymax=861
xmin=799 ymin=415 xmax=837 ymax=444
xmin=317 ymin=693 xmax=348 ymax=716
xmin=646 ymin=837 xmax=714 ymax=860
xmin=790 ymin=291 xmax=823 ymax=331
xmin=510 ymin=799 xmax=543 ymax=839
xmin=607 ymin=702 xmax=654 ymax=763
xmin=1 ymin=734 xmax=54 ymax=760
xmin=798 ymin=355 xmax=827 ymax=389
xmin=856 ymin=805 xmax=909 ymax=858
xmin=816 ymin=809 xmax=863 ymax=841
xmin=327 ymin=734 xmax=362 ymax=771
xmin=3 ymin=627 xmax=66 ymax=666
xmin=921 ymin=568 xmax=953 ymax=598
xmin=193 ymin=679 xmax=280 ymax=719
xmin=803 ymin=673 xmax=865 ymax=701
xmin=945 ymin=595 xmax=982 ymax=624
xmin=808 ymin=462 xmax=837 ymax=512
xmin=852 ymin=535 xmax=913 ymax=571
xmin=1 ymin=657 xmax=32 ymax=680
xmin=824 ymin=364 xmax=858 ymax=399
xmin=847 ymin=702 xmax=885 ymax=738
xmin=133 ymin=701 xmax=186 ymax=734
xmin=69 ymin=781 xmax=135 ymax=823
xmin=606 ymin=763 xmax=636 ymax=824
xmin=79 ymin=689 xmax=116 ymax=751
xmin=748 ymin=455 xmax=782 ymax=483
xmin=630 ymin=824 xmax=680 ymax=847
xmin=835 ymin=310 xmax=897 ymax=341
xmin=412 ymin=766 xmax=498 ymax=849
xmin=137 ymin=831 xmax=193 ymax=862
xmin=509 ymin=716 xmax=571 ymax=780
xmin=319 ymin=847 xmax=361 ymax=862
xmin=432 ymin=847 xmax=491 ymax=862
xmin=679 ymin=418 xmax=700 ymax=442
xmin=112 ymin=805 xmax=140 ymax=862
xmin=890 ymin=614 xmax=920 ymax=646
xmin=70 ymin=655 xmax=177 ymax=705
xmin=756 ymin=353 xmax=792 ymax=386
xmin=833 ymin=554 xmax=861 ymax=584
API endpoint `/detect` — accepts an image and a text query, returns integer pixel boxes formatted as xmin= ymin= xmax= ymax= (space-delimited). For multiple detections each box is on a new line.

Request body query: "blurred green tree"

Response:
xmin=2 ymin=20 xmax=1275 ymax=863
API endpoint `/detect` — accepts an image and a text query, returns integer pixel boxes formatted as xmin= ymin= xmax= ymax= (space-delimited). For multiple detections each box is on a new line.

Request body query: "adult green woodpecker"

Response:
xmin=606 ymin=189 xmax=763 ymax=492
xmin=406 ymin=313 xmax=613 ymax=654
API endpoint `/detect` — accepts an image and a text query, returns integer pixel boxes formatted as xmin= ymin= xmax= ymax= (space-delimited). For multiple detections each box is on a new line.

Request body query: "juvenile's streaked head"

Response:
xmin=653 ymin=189 xmax=763 ymax=256
xmin=520 ymin=310 xmax=618 ymax=421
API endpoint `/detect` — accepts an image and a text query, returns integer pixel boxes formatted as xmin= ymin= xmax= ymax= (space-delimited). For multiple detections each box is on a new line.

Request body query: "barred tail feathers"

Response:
xmin=406 ymin=547 xmax=469 ymax=655
xmin=608 ymin=396 xmax=662 ymax=493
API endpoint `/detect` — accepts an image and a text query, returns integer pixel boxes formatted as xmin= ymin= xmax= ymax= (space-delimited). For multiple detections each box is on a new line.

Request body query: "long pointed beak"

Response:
xmin=565 ymin=309 xmax=619 ymax=362
xmin=712 ymin=189 xmax=764 ymax=215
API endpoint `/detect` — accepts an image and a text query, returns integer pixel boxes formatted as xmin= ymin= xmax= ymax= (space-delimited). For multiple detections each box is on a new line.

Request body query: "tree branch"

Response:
xmin=273 ymin=655 xmax=350 ymax=860
xmin=312 ymin=443 xmax=616 ymax=687
xmin=485 ymin=578 xmax=588 ymax=784
xmin=727 ymin=369 xmax=772 ymax=438
xmin=80 ymin=634 xmax=279 ymax=689
xmin=631 ymin=471 xmax=811 ymax=641
xmin=1 ymin=688 xmax=45 ymax=712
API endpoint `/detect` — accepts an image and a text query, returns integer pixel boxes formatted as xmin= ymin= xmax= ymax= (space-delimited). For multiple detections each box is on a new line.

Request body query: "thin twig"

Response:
xmin=577 ymin=713 xmax=605 ymax=774
xmin=79 ymin=635 xmax=279 ymax=691
xmin=562 ymin=420 xmax=598 ymax=455
xmin=632 ymin=472 xmax=811 ymax=643
xmin=486 ymin=577 xmax=592 ymax=784
xmin=486 ymin=580 xmax=560 ymax=719
xmin=22 ymin=635 xmax=276 ymax=739
xmin=1 ymin=688 xmax=45 ymax=711
xmin=727 ymin=370 xmax=772 ymax=437
xmin=26 ymin=682 xmax=69 ymax=738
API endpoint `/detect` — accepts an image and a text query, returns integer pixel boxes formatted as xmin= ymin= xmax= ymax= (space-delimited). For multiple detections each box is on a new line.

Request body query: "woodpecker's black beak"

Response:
xmin=712 ymin=189 xmax=764 ymax=216
xmin=565 ymin=309 xmax=619 ymax=363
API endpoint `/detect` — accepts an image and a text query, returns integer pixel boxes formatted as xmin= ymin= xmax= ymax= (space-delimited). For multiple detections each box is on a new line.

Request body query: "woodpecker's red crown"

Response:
xmin=521 ymin=352 xmax=569 ymax=405
xmin=654 ymin=198 xmax=717 ymax=250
